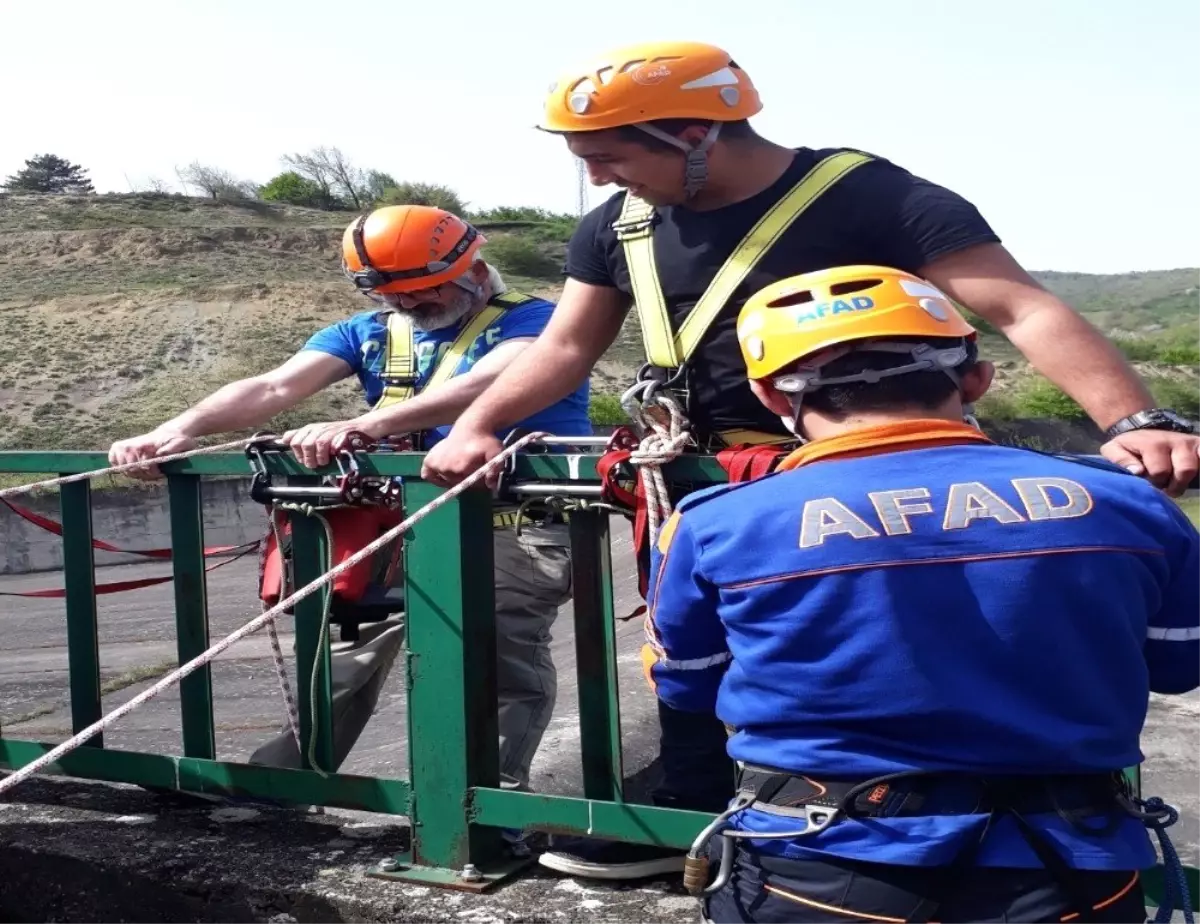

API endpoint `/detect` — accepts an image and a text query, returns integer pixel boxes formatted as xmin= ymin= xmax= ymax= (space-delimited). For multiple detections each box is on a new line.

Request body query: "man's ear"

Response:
xmin=961 ymin=360 xmax=995 ymax=405
xmin=676 ymin=123 xmax=715 ymax=148
xmin=468 ymin=260 xmax=489 ymax=284
xmin=749 ymin=378 xmax=794 ymax=417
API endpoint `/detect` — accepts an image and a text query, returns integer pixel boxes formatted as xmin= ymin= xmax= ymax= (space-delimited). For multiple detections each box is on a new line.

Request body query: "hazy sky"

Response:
xmin=2 ymin=0 xmax=1195 ymax=273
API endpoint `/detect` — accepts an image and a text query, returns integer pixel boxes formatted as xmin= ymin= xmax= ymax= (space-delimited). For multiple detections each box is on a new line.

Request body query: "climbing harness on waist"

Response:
xmin=686 ymin=767 xmax=1194 ymax=923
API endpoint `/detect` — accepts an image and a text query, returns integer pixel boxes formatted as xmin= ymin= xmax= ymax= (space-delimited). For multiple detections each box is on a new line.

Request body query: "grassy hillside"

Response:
xmin=0 ymin=191 xmax=1195 ymax=454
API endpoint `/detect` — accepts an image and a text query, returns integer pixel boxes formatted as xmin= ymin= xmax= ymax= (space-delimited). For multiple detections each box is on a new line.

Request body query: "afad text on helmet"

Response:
xmin=789 ymin=296 xmax=876 ymax=325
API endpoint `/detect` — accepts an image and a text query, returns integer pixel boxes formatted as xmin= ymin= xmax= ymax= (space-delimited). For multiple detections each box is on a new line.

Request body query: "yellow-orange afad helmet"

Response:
xmin=539 ymin=41 xmax=762 ymax=134
xmin=737 ymin=266 xmax=977 ymax=383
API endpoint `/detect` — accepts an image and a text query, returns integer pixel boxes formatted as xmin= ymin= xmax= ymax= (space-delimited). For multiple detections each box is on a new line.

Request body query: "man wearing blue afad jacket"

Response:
xmin=644 ymin=264 xmax=1199 ymax=923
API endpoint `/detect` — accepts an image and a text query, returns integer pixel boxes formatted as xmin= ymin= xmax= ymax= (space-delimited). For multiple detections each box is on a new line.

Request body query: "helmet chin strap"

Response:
xmin=634 ymin=122 xmax=723 ymax=198
xmin=775 ymin=340 xmax=977 ymax=441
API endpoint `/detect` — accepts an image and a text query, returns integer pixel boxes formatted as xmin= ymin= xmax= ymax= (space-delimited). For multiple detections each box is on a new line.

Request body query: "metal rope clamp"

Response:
xmin=244 ymin=430 xmax=403 ymax=510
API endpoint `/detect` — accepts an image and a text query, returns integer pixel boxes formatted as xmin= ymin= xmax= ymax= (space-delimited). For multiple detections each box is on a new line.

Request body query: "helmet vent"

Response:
xmin=765 ymin=289 xmax=814 ymax=308
xmin=829 ymin=279 xmax=881 ymax=296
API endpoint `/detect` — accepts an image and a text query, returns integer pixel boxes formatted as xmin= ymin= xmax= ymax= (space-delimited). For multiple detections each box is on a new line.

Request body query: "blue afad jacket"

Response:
xmin=644 ymin=420 xmax=1199 ymax=870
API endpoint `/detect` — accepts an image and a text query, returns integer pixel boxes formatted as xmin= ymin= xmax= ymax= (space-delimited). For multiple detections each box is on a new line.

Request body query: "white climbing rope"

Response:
xmin=627 ymin=392 xmax=693 ymax=545
xmin=0 ymin=431 xmax=548 ymax=798
xmin=0 ymin=438 xmax=252 ymax=499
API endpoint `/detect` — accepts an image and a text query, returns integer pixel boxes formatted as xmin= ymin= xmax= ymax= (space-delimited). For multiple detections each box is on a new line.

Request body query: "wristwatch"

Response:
xmin=1104 ymin=408 xmax=1199 ymax=439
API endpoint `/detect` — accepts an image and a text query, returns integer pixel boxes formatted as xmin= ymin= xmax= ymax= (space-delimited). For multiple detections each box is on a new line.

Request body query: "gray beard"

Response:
xmin=393 ymin=297 xmax=475 ymax=332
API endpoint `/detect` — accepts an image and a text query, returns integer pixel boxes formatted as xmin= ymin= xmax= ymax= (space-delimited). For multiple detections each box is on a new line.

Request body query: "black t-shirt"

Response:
xmin=565 ymin=146 xmax=1001 ymax=438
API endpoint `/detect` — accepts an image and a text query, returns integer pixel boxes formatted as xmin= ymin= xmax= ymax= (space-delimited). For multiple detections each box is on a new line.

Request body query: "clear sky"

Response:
xmin=2 ymin=0 xmax=1195 ymax=273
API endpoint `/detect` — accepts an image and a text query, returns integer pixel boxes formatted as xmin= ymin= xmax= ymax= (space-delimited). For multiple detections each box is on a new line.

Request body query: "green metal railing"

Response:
xmin=0 ymin=448 xmax=1194 ymax=906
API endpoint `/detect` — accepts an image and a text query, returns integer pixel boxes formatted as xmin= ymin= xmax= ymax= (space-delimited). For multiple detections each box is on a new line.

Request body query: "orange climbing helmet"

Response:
xmin=737 ymin=265 xmax=978 ymax=389
xmin=539 ymin=41 xmax=762 ymax=133
xmin=539 ymin=41 xmax=762 ymax=198
xmin=341 ymin=204 xmax=487 ymax=295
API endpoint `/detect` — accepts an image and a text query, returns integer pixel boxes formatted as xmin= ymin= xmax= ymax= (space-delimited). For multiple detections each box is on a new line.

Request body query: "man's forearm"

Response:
xmin=353 ymin=367 xmax=506 ymax=437
xmin=1003 ymin=301 xmax=1155 ymax=429
xmin=455 ymin=336 xmax=593 ymax=434
xmin=922 ymin=244 xmax=1158 ymax=431
xmin=162 ymin=379 xmax=296 ymax=437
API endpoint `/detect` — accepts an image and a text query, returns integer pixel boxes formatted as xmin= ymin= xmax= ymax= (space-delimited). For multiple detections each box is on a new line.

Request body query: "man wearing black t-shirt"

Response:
xmin=422 ymin=41 xmax=1199 ymax=882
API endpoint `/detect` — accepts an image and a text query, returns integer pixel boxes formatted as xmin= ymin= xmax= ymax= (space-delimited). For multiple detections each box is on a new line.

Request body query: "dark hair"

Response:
xmin=798 ymin=337 xmax=979 ymax=418
xmin=610 ymin=118 xmax=757 ymax=151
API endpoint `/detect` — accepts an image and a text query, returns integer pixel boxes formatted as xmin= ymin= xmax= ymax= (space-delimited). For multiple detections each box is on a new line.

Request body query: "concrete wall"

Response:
xmin=0 ymin=478 xmax=268 ymax=575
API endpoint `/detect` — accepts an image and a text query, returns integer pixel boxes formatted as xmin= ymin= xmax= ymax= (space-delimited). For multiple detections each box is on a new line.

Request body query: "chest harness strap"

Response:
xmin=375 ymin=291 xmax=536 ymax=409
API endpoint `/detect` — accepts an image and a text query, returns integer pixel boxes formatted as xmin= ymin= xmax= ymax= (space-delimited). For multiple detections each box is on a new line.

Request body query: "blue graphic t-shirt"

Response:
xmin=301 ymin=296 xmax=592 ymax=446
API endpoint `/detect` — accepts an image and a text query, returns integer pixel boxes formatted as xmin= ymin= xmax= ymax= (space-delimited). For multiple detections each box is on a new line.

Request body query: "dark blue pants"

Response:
xmin=704 ymin=847 xmax=1146 ymax=923
xmin=651 ymin=700 xmax=736 ymax=812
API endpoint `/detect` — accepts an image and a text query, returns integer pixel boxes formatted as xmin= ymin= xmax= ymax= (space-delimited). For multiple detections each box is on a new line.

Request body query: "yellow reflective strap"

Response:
xmin=425 ymin=302 xmax=506 ymax=390
xmin=675 ymin=151 xmax=873 ymax=361
xmin=615 ymin=193 xmax=678 ymax=368
xmin=376 ymin=312 xmax=416 ymax=409
xmin=374 ymin=292 xmax=534 ymax=408
xmin=717 ymin=428 xmax=797 ymax=447
xmin=618 ymin=150 xmax=873 ymax=370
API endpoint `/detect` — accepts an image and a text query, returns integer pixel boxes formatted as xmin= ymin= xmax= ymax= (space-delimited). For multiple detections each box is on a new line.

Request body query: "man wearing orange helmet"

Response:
xmin=108 ymin=204 xmax=591 ymax=798
xmin=645 ymin=266 xmax=1197 ymax=922
xmin=420 ymin=39 xmax=1199 ymax=879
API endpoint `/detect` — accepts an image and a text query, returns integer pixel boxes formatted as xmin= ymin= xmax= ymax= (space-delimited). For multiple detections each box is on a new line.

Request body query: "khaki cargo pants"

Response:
xmin=249 ymin=520 xmax=573 ymax=791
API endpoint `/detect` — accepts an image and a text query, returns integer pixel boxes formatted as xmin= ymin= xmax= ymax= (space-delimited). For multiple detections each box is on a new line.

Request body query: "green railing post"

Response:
xmin=290 ymin=511 xmax=335 ymax=774
xmin=569 ymin=508 xmax=625 ymax=802
xmin=380 ymin=481 xmax=525 ymax=889
xmin=60 ymin=480 xmax=103 ymax=746
xmin=168 ymin=474 xmax=215 ymax=759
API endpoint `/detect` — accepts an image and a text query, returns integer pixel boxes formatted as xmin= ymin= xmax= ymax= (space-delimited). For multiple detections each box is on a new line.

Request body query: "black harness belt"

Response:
xmin=705 ymin=766 xmax=1134 ymax=922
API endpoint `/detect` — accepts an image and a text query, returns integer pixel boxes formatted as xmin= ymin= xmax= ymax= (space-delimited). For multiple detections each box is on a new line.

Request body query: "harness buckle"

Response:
xmin=610 ymin=210 xmax=659 ymax=241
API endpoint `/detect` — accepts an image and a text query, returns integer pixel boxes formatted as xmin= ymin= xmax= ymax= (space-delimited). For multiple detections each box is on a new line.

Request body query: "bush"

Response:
xmin=589 ymin=394 xmax=629 ymax=426
xmin=484 ymin=235 xmax=561 ymax=280
xmin=376 ymin=182 xmax=467 ymax=215
xmin=1012 ymin=378 xmax=1087 ymax=420
xmin=260 ymin=171 xmax=337 ymax=209
xmin=1159 ymin=342 xmax=1200 ymax=365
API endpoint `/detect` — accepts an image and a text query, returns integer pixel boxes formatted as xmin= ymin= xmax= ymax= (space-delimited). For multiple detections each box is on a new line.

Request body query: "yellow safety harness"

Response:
xmin=373 ymin=290 xmax=553 ymax=529
xmin=375 ymin=291 xmax=536 ymax=409
xmin=611 ymin=150 xmax=874 ymax=447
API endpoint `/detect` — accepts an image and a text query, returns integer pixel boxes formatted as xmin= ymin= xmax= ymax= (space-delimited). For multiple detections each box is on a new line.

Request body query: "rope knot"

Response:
xmin=626 ymin=392 xmax=694 ymax=545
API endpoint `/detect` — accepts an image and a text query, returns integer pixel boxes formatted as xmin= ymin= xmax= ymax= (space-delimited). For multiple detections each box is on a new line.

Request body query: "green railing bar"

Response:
xmin=470 ymin=787 xmax=713 ymax=850
xmin=404 ymin=482 xmax=505 ymax=871
xmin=290 ymin=512 xmax=335 ymax=773
xmin=569 ymin=509 xmax=625 ymax=802
xmin=59 ymin=480 xmax=104 ymax=746
xmin=167 ymin=474 xmax=216 ymax=759
xmin=0 ymin=740 xmax=410 ymax=814
xmin=0 ymin=448 xmax=732 ymax=483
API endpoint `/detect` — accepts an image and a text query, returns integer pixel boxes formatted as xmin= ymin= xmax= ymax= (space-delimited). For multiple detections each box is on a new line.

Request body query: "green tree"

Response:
xmin=364 ymin=170 xmax=398 ymax=206
xmin=3 ymin=153 xmax=94 ymax=194
xmin=259 ymin=170 xmax=335 ymax=208
xmin=376 ymin=181 xmax=467 ymax=215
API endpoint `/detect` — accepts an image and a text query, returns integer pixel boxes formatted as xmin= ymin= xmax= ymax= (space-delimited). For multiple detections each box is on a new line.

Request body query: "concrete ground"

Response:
xmin=0 ymin=521 xmax=1196 ymax=921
